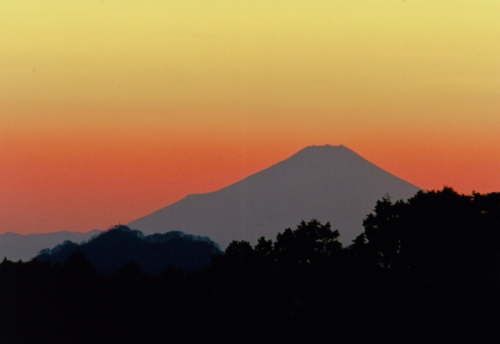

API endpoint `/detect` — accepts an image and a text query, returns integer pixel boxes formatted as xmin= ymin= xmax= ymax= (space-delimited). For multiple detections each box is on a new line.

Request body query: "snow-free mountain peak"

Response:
xmin=128 ymin=145 xmax=420 ymax=249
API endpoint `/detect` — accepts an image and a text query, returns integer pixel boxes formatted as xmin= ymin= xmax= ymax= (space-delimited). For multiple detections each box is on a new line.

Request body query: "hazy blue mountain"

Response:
xmin=129 ymin=145 xmax=421 ymax=249
xmin=36 ymin=225 xmax=223 ymax=275
xmin=0 ymin=230 xmax=101 ymax=262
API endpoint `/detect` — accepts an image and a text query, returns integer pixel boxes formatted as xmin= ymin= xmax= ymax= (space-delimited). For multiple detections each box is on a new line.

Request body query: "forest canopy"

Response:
xmin=1 ymin=187 xmax=499 ymax=344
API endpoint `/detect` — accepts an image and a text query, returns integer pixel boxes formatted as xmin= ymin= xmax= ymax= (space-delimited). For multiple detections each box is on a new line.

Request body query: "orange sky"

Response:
xmin=1 ymin=0 xmax=499 ymax=234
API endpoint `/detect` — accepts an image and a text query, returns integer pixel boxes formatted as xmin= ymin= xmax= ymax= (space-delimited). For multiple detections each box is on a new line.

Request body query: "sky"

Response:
xmin=1 ymin=0 xmax=499 ymax=235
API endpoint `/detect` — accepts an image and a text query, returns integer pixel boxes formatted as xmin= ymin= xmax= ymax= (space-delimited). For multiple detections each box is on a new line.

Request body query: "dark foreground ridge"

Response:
xmin=36 ymin=225 xmax=223 ymax=274
xmin=1 ymin=188 xmax=500 ymax=344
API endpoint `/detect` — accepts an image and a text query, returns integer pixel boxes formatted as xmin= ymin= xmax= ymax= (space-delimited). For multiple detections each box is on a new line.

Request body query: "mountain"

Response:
xmin=128 ymin=145 xmax=421 ymax=249
xmin=36 ymin=225 xmax=223 ymax=275
xmin=0 ymin=230 xmax=101 ymax=262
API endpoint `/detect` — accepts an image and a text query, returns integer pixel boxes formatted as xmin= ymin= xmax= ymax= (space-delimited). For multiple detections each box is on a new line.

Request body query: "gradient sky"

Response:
xmin=1 ymin=0 xmax=499 ymax=234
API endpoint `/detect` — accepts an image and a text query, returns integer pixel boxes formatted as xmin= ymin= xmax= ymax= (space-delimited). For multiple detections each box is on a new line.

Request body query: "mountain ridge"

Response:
xmin=128 ymin=145 xmax=421 ymax=249
xmin=0 ymin=230 xmax=101 ymax=262
xmin=36 ymin=225 xmax=223 ymax=275
xmin=1 ymin=145 xmax=420 ymax=260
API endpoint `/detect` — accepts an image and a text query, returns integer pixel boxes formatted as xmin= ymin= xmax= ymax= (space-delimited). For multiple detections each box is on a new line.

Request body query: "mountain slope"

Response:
xmin=128 ymin=145 xmax=421 ymax=249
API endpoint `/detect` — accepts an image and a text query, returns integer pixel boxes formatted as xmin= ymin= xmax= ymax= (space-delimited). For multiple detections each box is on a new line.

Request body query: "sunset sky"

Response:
xmin=1 ymin=0 xmax=499 ymax=234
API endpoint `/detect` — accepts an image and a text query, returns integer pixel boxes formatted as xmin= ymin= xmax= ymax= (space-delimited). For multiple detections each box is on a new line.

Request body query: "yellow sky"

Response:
xmin=2 ymin=0 xmax=499 ymax=135
xmin=1 ymin=0 xmax=499 ymax=234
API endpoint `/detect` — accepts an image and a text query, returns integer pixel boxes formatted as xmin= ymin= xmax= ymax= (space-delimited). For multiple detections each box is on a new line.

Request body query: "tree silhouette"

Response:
xmin=63 ymin=249 xmax=96 ymax=278
xmin=1 ymin=189 xmax=499 ymax=344
xmin=274 ymin=219 xmax=342 ymax=265
xmin=350 ymin=187 xmax=500 ymax=343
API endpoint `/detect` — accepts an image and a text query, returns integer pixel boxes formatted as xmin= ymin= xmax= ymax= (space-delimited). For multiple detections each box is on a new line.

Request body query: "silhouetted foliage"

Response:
xmin=116 ymin=260 xmax=143 ymax=279
xmin=37 ymin=225 xmax=223 ymax=275
xmin=1 ymin=188 xmax=500 ymax=343
xmin=63 ymin=249 xmax=96 ymax=277
xmin=348 ymin=187 xmax=500 ymax=343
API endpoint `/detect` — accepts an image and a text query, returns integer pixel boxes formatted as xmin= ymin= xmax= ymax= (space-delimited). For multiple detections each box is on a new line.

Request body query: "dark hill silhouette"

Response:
xmin=36 ymin=225 xmax=223 ymax=275
xmin=129 ymin=145 xmax=420 ymax=248
xmin=0 ymin=230 xmax=100 ymax=262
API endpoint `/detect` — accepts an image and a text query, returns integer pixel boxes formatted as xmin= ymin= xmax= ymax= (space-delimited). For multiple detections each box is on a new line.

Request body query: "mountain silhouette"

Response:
xmin=0 ymin=230 xmax=101 ymax=262
xmin=128 ymin=145 xmax=421 ymax=249
xmin=36 ymin=225 xmax=223 ymax=275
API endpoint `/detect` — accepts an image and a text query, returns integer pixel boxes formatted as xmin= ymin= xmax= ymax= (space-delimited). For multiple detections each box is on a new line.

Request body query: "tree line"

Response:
xmin=1 ymin=187 xmax=499 ymax=343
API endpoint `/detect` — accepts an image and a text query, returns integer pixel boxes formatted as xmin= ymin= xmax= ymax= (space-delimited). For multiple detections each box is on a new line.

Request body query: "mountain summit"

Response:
xmin=128 ymin=145 xmax=420 ymax=249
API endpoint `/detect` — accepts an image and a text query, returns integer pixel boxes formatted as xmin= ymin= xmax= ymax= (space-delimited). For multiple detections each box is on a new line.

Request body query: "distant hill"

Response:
xmin=2 ymin=145 xmax=420 ymax=260
xmin=36 ymin=225 xmax=223 ymax=275
xmin=129 ymin=145 xmax=421 ymax=249
xmin=0 ymin=230 xmax=101 ymax=262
